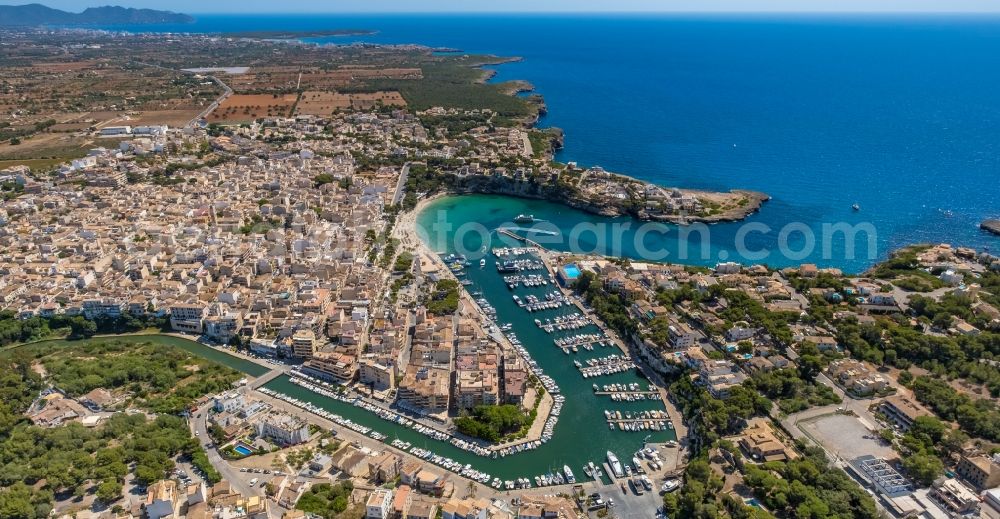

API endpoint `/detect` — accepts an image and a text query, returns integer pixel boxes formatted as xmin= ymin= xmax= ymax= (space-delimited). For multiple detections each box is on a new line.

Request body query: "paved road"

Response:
xmin=191 ymin=75 xmax=233 ymax=127
xmin=391 ymin=162 xmax=411 ymax=206
xmin=128 ymin=60 xmax=232 ymax=127
xmin=191 ymin=403 xmax=260 ymax=498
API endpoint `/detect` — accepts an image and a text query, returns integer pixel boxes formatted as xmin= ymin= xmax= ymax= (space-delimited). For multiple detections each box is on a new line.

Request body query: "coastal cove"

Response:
xmin=106 ymin=13 xmax=1000 ymax=272
xmin=416 ymin=194 xmax=844 ymax=272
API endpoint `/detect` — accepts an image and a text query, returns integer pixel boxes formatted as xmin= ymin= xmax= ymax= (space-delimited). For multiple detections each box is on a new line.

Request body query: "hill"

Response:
xmin=0 ymin=3 xmax=193 ymax=25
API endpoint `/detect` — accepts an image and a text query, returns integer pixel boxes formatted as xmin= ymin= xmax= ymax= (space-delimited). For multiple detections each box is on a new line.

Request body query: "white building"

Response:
xmin=213 ymin=391 xmax=246 ymax=414
xmin=726 ymin=324 xmax=756 ymax=342
xmin=99 ymin=126 xmax=131 ymax=136
xmin=365 ymin=489 xmax=392 ymax=519
xmin=255 ymin=412 xmax=310 ymax=446
xmin=81 ymin=298 xmax=126 ymax=320
xmin=169 ymin=303 xmax=206 ymax=334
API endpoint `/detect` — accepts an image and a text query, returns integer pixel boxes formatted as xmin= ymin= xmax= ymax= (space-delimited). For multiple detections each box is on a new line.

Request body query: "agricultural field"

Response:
xmin=295 ymin=90 xmax=406 ymax=116
xmin=224 ymin=66 xmax=422 ymax=93
xmin=123 ymin=109 xmax=204 ymax=127
xmin=0 ymin=60 xmax=220 ymax=125
xmin=0 ymin=29 xmax=538 ymax=146
xmin=207 ymin=93 xmax=300 ymax=123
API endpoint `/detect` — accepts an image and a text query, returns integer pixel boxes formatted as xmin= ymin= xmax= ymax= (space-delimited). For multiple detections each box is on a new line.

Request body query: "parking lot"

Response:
xmin=798 ymin=413 xmax=895 ymax=462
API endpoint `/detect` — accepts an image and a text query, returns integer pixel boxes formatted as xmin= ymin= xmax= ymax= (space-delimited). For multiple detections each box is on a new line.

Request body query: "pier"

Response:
xmin=497 ymin=228 xmax=550 ymax=251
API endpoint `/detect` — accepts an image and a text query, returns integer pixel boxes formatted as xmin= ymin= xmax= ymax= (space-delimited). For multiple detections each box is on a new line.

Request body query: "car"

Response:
xmin=239 ymin=468 xmax=247 ymax=472
xmin=195 ymin=431 xmax=200 ymax=436
xmin=249 ymin=478 xmax=259 ymax=486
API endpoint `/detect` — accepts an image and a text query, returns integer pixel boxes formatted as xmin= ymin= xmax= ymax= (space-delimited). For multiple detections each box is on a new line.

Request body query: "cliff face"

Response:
xmin=443 ymin=174 xmax=767 ymax=224
xmin=0 ymin=4 xmax=194 ymax=26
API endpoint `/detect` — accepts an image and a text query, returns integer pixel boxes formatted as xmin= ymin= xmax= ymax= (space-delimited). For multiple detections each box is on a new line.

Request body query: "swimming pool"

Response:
xmin=233 ymin=443 xmax=253 ymax=456
xmin=562 ymin=264 xmax=581 ymax=278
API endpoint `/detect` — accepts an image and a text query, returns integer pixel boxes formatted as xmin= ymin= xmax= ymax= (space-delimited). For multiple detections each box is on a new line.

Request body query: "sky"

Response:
xmin=16 ymin=0 xmax=1000 ymax=13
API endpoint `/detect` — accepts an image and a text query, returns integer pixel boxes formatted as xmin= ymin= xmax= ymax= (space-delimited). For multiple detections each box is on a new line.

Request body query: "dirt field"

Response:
xmin=30 ymin=61 xmax=98 ymax=72
xmin=207 ymin=94 xmax=299 ymax=123
xmin=295 ymin=90 xmax=406 ymax=116
xmin=125 ymin=109 xmax=203 ymax=127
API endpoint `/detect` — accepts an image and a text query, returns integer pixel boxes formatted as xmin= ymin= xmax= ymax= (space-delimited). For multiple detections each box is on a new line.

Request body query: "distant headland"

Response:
xmin=223 ymin=29 xmax=376 ymax=39
xmin=0 ymin=3 xmax=193 ymax=26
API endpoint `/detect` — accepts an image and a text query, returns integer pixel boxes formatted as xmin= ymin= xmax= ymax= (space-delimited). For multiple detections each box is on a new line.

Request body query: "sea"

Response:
xmin=102 ymin=13 xmax=1000 ymax=273
xmin=79 ymin=14 xmax=1000 ymax=481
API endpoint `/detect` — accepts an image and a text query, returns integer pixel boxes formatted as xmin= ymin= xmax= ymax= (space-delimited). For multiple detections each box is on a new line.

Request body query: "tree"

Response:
xmin=96 ymin=480 xmax=122 ymax=504
xmin=797 ymin=355 xmax=823 ymax=382
xmin=902 ymin=453 xmax=943 ymax=486
xmin=0 ymin=482 xmax=36 ymax=518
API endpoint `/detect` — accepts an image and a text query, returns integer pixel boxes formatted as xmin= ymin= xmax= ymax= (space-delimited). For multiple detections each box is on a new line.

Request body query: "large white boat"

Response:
xmin=564 ymin=465 xmax=576 ymax=484
xmin=607 ymin=451 xmax=624 ymax=478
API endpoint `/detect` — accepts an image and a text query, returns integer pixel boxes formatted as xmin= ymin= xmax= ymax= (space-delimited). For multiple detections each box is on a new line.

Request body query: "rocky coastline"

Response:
xmin=982 ymin=219 xmax=1000 ymax=237
xmin=438 ymin=174 xmax=769 ymax=225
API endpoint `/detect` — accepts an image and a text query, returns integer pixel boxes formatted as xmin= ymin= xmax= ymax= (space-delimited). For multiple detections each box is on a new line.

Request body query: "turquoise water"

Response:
xmin=104 ymin=13 xmax=1000 ymax=272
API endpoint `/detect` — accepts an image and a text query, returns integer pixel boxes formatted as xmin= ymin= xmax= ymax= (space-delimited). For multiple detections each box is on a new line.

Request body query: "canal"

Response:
xmin=261 ymin=198 xmax=676 ymax=482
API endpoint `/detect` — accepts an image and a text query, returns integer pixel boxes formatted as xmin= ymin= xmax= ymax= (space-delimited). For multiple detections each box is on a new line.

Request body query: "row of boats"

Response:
xmin=531 ymin=465 xmax=577 ymax=488
xmin=474 ymin=297 xmax=496 ymax=319
xmin=387 ymin=440 xmax=494 ymax=486
xmin=496 ymin=259 xmax=546 ymax=273
xmin=503 ymin=274 xmax=549 ymax=288
xmin=576 ymin=355 xmax=637 ymax=378
xmin=282 ymin=375 xmax=496 ymax=456
xmin=277 ymin=377 xmax=577 ymax=492
xmin=512 ymin=292 xmax=568 ymax=312
xmin=554 ymin=332 xmax=605 ymax=349
xmin=595 ymin=383 xmax=661 ymax=402
xmin=491 ymin=246 xmax=538 ymax=257
xmin=534 ymin=313 xmax=591 ymax=333
xmin=603 ymin=409 xmax=673 ymax=432
xmin=503 ymin=329 xmax=560 ymax=395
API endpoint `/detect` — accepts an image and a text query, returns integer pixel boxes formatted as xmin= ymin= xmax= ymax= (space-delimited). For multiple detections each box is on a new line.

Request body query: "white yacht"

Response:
xmin=607 ymin=451 xmax=623 ymax=478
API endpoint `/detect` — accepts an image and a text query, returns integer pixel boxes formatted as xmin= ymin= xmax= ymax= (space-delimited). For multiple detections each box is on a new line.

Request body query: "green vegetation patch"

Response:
xmin=425 ymin=279 xmax=460 ymax=316
xmin=0 ymin=355 xmax=220 ymax=517
xmin=454 ymin=404 xmax=531 ymax=443
xmin=349 ymin=57 xmax=536 ymax=118
xmin=295 ymin=481 xmax=355 ymax=519
xmin=7 ymin=339 xmax=242 ymax=414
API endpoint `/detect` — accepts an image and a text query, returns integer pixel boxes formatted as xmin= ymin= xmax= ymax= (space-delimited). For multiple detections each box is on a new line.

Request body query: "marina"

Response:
xmin=263 ymin=222 xmax=675 ymax=483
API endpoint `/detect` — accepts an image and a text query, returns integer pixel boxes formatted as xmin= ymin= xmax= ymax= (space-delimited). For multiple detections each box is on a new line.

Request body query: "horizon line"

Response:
xmin=180 ymin=10 xmax=1000 ymax=15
